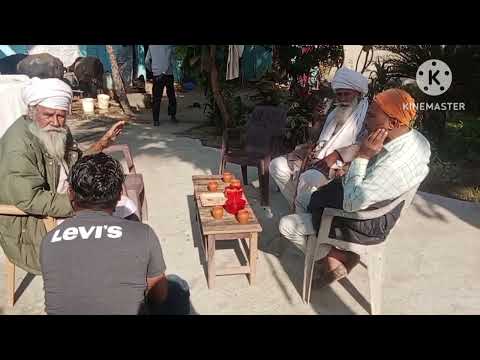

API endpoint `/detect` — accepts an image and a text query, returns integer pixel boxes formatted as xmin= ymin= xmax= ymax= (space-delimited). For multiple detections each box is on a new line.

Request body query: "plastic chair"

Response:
xmin=219 ymin=105 xmax=288 ymax=206
xmin=302 ymin=184 xmax=420 ymax=314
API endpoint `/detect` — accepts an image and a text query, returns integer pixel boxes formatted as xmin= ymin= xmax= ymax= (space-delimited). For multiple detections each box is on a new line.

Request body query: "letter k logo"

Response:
xmin=416 ymin=59 xmax=452 ymax=96
xmin=429 ymin=69 xmax=440 ymax=86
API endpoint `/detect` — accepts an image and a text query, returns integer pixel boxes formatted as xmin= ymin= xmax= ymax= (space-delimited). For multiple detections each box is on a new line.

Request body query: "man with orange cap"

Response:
xmin=279 ymin=88 xmax=431 ymax=287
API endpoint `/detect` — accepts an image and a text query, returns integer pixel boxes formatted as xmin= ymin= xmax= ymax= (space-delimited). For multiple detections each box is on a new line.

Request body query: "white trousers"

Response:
xmin=279 ymin=213 xmax=332 ymax=261
xmin=269 ymin=155 xmax=331 ymax=213
xmin=270 ymin=155 xmax=333 ymax=260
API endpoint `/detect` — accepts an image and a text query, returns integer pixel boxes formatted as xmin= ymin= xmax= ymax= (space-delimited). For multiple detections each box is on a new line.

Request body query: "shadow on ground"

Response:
xmin=15 ymin=273 xmax=36 ymax=304
xmin=186 ymin=192 xmax=356 ymax=314
xmin=69 ymin=99 xmax=480 ymax=315
xmin=413 ymin=192 xmax=480 ymax=230
xmin=97 ymin=121 xmax=372 ymax=314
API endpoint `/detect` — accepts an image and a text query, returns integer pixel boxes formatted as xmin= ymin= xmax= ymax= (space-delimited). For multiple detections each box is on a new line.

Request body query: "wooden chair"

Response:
xmin=302 ymin=184 xmax=420 ymax=314
xmin=103 ymin=144 xmax=136 ymax=174
xmin=0 ymin=204 xmax=57 ymax=308
xmin=103 ymin=144 xmax=148 ymax=222
xmin=219 ymin=105 xmax=288 ymax=206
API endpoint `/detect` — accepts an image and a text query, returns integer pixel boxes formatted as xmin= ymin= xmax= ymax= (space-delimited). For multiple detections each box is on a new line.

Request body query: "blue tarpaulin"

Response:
xmin=1 ymin=45 xmax=271 ymax=84
xmin=241 ymin=45 xmax=272 ymax=81
xmin=0 ymin=45 xmax=146 ymax=80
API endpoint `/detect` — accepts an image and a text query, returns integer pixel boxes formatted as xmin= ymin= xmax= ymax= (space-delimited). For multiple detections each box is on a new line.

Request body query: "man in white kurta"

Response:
xmin=269 ymin=67 xmax=369 ymax=213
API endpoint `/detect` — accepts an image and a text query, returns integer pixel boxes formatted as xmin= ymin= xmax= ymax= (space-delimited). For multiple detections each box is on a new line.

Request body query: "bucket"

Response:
xmin=103 ymin=72 xmax=113 ymax=91
xmin=82 ymin=98 xmax=95 ymax=114
xmin=97 ymin=94 xmax=110 ymax=110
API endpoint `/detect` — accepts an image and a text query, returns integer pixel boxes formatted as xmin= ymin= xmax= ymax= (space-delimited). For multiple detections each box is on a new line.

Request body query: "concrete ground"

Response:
xmin=1 ymin=92 xmax=480 ymax=315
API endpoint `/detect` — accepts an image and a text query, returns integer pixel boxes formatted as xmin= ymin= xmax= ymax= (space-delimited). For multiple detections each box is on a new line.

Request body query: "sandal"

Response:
xmin=344 ymin=252 xmax=360 ymax=273
xmin=312 ymin=263 xmax=348 ymax=289
xmin=312 ymin=258 xmax=328 ymax=281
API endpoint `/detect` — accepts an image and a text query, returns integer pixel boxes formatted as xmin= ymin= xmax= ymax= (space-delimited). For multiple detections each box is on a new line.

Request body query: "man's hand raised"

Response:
xmin=357 ymin=128 xmax=388 ymax=160
xmin=98 ymin=121 xmax=126 ymax=150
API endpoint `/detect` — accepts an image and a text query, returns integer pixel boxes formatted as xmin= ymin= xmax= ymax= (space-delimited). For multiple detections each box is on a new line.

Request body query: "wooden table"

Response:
xmin=192 ymin=175 xmax=262 ymax=288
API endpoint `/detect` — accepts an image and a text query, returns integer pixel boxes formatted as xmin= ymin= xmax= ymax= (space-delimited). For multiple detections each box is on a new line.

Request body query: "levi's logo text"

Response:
xmin=51 ymin=225 xmax=123 ymax=242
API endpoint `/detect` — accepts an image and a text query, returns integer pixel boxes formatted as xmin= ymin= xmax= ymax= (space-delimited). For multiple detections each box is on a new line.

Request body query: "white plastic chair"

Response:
xmin=302 ymin=184 xmax=420 ymax=314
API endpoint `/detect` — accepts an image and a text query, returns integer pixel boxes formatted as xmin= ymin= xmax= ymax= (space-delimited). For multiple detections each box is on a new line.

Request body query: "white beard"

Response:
xmin=28 ymin=120 xmax=67 ymax=161
xmin=333 ymin=97 xmax=360 ymax=127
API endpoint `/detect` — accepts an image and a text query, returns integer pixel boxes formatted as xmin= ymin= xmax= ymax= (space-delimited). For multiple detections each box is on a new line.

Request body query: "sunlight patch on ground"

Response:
xmin=139 ymin=142 xmax=168 ymax=150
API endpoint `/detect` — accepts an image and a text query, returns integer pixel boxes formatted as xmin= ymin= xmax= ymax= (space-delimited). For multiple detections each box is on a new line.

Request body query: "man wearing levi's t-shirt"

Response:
xmin=40 ymin=153 xmax=190 ymax=315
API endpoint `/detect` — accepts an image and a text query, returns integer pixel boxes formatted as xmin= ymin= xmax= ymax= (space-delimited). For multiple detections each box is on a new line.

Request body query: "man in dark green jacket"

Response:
xmin=0 ymin=77 xmax=125 ymax=275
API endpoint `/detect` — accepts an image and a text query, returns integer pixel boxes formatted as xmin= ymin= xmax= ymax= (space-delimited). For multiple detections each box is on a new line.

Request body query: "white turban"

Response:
xmin=22 ymin=77 xmax=73 ymax=112
xmin=331 ymin=67 xmax=369 ymax=96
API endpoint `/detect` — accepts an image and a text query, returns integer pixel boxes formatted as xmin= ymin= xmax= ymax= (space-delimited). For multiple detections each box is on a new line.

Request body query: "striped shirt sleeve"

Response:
xmin=342 ymin=157 xmax=396 ymax=212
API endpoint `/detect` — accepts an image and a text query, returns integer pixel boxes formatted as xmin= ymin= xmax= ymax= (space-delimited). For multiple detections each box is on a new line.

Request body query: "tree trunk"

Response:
xmin=209 ymin=45 xmax=231 ymax=130
xmin=272 ymin=45 xmax=282 ymax=82
xmin=439 ymin=110 xmax=448 ymax=145
xmin=132 ymin=45 xmax=138 ymax=81
xmin=106 ymin=45 xmax=134 ymax=116
xmin=272 ymin=45 xmax=287 ymax=83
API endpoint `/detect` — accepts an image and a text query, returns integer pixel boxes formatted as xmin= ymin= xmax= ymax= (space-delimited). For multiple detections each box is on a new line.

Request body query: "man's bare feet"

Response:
xmin=327 ymin=247 xmax=359 ymax=272
xmin=312 ymin=248 xmax=360 ymax=289
xmin=326 ymin=255 xmax=344 ymax=272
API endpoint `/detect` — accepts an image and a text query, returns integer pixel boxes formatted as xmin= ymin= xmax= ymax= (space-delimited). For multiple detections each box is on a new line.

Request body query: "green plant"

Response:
xmin=368 ymin=58 xmax=396 ymax=99
xmin=180 ymin=45 xmax=344 ymax=137
xmin=285 ymin=111 xmax=311 ymax=148
xmin=204 ymin=80 xmax=255 ymax=132
xmin=176 ymin=46 xmax=204 ymax=84
xmin=276 ymin=45 xmax=344 ymax=87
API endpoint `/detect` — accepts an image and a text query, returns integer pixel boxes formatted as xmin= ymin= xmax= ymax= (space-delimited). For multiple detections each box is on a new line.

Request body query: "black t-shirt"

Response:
xmin=40 ymin=210 xmax=166 ymax=315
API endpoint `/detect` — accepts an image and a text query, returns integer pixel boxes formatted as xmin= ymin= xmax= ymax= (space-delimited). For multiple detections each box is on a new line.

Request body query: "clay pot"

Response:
xmin=223 ymin=172 xmax=233 ymax=183
xmin=236 ymin=209 xmax=250 ymax=224
xmin=207 ymin=181 xmax=218 ymax=192
xmin=231 ymin=179 xmax=241 ymax=189
xmin=211 ymin=206 xmax=224 ymax=219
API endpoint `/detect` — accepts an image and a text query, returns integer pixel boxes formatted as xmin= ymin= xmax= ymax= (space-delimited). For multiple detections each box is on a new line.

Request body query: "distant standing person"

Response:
xmin=145 ymin=45 xmax=177 ymax=126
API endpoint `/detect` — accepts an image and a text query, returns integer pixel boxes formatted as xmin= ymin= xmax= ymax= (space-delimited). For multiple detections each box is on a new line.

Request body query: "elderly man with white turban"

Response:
xmin=0 ymin=77 xmax=127 ymax=275
xmin=270 ymin=67 xmax=370 ymax=213
xmin=279 ymin=88 xmax=430 ymax=289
